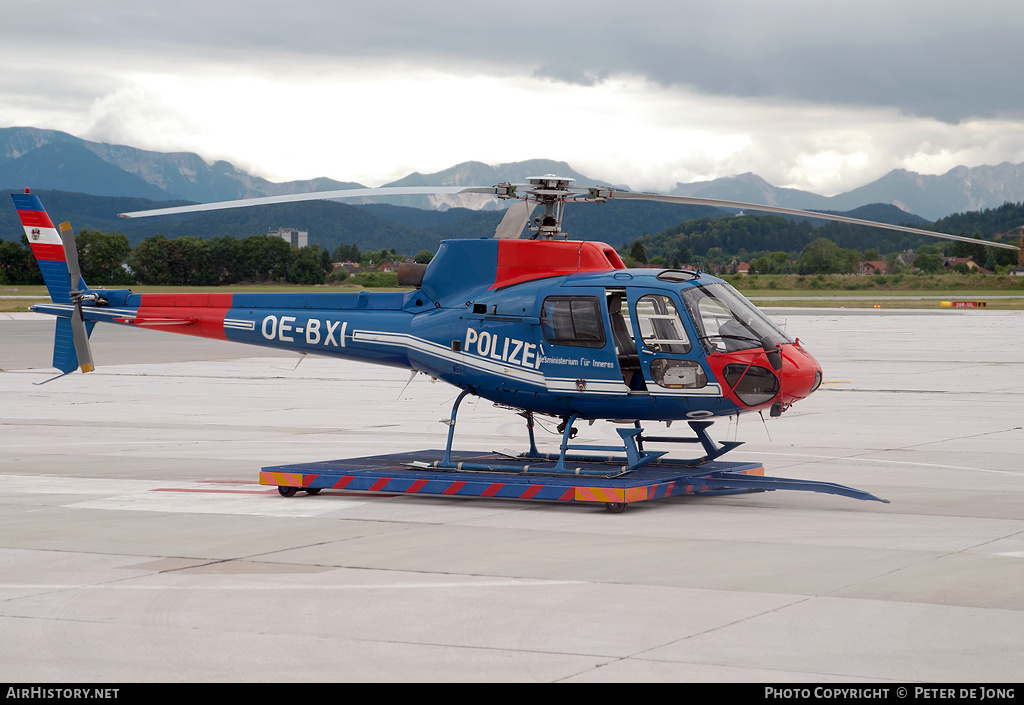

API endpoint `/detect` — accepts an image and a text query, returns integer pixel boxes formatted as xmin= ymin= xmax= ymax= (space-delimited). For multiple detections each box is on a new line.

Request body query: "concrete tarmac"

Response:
xmin=1 ymin=309 xmax=1022 ymax=683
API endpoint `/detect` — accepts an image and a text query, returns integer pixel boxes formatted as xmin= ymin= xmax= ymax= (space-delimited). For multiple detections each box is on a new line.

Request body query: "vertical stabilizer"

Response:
xmin=11 ymin=191 xmax=85 ymax=303
xmin=11 ymin=190 xmax=95 ymax=374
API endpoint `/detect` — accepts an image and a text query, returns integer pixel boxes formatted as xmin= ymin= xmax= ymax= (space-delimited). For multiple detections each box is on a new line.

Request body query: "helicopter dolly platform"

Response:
xmin=259 ymin=451 xmax=888 ymax=512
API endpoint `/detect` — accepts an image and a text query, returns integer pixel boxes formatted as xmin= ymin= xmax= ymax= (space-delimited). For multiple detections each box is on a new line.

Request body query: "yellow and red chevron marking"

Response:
xmin=259 ymin=471 xmax=311 ymax=487
xmin=574 ymin=485 xmax=651 ymax=504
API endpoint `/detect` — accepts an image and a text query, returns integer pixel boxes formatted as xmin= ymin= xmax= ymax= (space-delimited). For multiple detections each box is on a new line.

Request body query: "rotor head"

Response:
xmin=493 ymin=174 xmax=593 ymax=240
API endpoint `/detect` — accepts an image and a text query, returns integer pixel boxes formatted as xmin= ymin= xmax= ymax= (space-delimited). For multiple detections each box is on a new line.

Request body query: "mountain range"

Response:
xmin=669 ymin=168 xmax=1024 ymax=222
xmin=4 ymin=126 xmax=1024 ymax=221
xmin=0 ymin=188 xmax=731 ymax=255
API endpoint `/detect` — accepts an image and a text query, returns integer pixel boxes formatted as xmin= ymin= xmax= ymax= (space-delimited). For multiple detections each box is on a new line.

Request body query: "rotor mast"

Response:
xmin=495 ymin=175 xmax=580 ymax=240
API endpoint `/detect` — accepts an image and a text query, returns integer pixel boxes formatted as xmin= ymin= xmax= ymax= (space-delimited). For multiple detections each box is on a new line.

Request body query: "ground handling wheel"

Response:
xmin=278 ymin=486 xmax=299 ymax=497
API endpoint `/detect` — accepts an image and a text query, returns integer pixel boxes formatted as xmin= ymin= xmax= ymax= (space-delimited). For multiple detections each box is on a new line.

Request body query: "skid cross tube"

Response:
xmin=521 ymin=410 xmax=540 ymax=457
xmin=425 ymin=395 xmax=746 ymax=477
xmin=439 ymin=389 xmax=472 ymax=467
xmin=519 ymin=418 xmax=743 ymax=472
xmin=424 ymin=393 xmax=623 ymax=477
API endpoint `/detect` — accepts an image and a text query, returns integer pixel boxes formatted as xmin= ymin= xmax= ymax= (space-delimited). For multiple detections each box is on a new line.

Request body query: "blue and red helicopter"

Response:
xmin=11 ymin=177 xmax=1018 ymax=501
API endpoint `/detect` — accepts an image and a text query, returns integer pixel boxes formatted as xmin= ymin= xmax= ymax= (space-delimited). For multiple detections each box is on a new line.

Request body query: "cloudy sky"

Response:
xmin=4 ymin=0 xmax=1024 ymax=194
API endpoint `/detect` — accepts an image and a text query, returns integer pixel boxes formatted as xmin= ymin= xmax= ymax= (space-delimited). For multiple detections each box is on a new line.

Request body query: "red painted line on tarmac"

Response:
xmin=151 ymin=486 xmax=393 ymax=499
xmin=152 ymin=488 xmax=278 ymax=495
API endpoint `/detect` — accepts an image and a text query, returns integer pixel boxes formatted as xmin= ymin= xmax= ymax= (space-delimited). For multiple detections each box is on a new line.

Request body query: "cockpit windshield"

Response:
xmin=679 ymin=282 xmax=794 ymax=353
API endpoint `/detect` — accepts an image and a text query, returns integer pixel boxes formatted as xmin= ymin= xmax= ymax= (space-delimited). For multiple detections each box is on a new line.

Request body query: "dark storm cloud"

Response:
xmin=12 ymin=0 xmax=1024 ymax=122
xmin=7 ymin=0 xmax=1024 ymax=195
xmin=16 ymin=0 xmax=1015 ymax=121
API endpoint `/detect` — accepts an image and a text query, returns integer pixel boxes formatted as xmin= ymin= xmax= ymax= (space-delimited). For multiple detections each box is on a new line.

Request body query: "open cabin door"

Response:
xmin=617 ymin=288 xmax=716 ymax=395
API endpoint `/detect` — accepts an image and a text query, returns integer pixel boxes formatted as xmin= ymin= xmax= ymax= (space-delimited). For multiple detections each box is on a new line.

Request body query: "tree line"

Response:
xmin=0 ymin=229 xmax=441 ymax=288
xmin=0 ymin=231 xmax=333 ymax=286
xmin=619 ymin=212 xmax=1021 ymax=275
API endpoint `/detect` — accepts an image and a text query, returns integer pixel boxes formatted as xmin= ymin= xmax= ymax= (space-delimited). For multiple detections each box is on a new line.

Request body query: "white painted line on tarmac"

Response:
xmin=0 ymin=580 xmax=586 ymax=591
xmin=0 ymin=474 xmax=367 ymax=517
xmin=733 ymin=450 xmax=1024 ymax=475
xmin=70 ymin=492 xmax=355 ymax=517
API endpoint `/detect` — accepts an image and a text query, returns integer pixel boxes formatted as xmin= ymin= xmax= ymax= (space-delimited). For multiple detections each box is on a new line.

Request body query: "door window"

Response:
xmin=635 ymin=294 xmax=691 ymax=354
xmin=650 ymin=358 xmax=707 ymax=389
xmin=540 ymin=297 xmax=606 ymax=348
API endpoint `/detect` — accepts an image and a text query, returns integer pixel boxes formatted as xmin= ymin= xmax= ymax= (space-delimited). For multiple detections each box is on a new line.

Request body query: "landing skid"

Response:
xmin=424 ymin=390 xmax=744 ymax=478
xmin=519 ymin=415 xmax=743 ymax=475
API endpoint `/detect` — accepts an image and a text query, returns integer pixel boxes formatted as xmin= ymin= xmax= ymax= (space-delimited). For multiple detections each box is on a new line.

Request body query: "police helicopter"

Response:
xmin=12 ymin=177 xmax=1019 ymax=507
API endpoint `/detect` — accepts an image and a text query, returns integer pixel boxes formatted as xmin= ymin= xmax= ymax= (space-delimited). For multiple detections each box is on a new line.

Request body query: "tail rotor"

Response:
xmin=58 ymin=221 xmax=95 ymax=373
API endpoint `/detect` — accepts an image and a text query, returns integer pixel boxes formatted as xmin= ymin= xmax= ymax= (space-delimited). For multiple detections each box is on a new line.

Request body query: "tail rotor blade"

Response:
xmin=69 ymin=304 xmax=94 ymax=373
xmin=58 ymin=222 xmax=94 ymax=373
xmin=58 ymin=222 xmax=84 ymax=289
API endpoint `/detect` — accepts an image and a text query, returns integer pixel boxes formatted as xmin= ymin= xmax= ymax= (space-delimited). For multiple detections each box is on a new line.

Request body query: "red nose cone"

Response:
xmin=779 ymin=341 xmax=822 ymax=404
xmin=706 ymin=342 xmax=823 ymax=412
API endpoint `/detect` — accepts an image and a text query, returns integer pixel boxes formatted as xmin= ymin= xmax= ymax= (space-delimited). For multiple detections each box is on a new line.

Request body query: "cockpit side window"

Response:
xmin=540 ymin=296 xmax=606 ymax=348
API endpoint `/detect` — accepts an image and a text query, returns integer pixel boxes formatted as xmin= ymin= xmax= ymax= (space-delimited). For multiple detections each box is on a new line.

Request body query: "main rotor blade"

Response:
xmin=494 ymin=199 xmax=538 ymax=238
xmin=118 ymin=186 xmax=498 ymax=219
xmin=607 ymin=191 xmax=1019 ymax=251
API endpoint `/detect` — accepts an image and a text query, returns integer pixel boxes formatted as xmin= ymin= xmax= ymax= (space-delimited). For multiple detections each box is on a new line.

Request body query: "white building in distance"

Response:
xmin=269 ymin=227 xmax=308 ymax=248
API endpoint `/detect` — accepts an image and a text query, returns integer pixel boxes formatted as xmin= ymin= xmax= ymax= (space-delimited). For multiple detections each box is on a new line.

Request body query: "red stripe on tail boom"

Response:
xmin=134 ymin=293 xmax=234 ymax=341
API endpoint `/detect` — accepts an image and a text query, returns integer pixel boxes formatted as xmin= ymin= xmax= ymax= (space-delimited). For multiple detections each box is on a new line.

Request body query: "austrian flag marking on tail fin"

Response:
xmin=12 ymin=191 xmax=78 ymax=304
xmin=13 ymin=192 xmax=64 ymax=252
